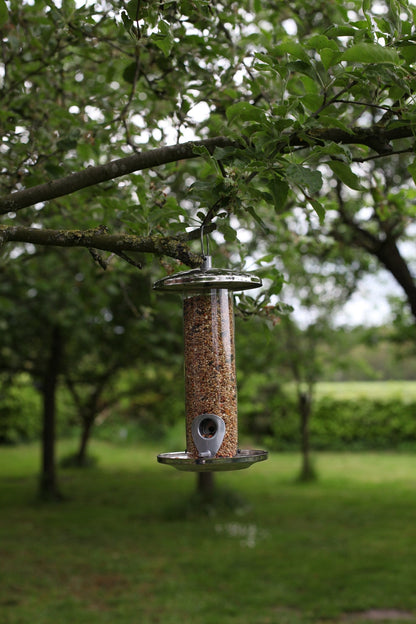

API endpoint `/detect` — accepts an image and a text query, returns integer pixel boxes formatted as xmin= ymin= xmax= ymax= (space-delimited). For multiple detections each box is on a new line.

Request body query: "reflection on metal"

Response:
xmin=157 ymin=449 xmax=268 ymax=472
xmin=153 ymin=266 xmax=262 ymax=293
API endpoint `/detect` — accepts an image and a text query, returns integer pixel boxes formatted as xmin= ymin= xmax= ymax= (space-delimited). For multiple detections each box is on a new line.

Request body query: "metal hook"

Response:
xmin=200 ymin=224 xmax=212 ymax=270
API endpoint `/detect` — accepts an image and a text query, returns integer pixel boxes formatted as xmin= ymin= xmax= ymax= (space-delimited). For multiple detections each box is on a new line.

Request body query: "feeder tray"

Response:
xmin=157 ymin=449 xmax=268 ymax=472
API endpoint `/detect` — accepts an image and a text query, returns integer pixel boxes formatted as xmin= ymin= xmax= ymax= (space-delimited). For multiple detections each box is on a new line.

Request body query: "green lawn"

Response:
xmin=1 ymin=441 xmax=416 ymax=624
xmin=315 ymin=380 xmax=416 ymax=402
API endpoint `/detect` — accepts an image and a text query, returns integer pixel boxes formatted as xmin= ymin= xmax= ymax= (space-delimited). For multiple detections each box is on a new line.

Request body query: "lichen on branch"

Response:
xmin=0 ymin=225 xmax=208 ymax=268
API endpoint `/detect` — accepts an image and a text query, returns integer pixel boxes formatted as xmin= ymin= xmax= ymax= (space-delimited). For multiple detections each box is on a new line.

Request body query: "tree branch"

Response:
xmin=0 ymin=225 xmax=210 ymax=267
xmin=0 ymin=137 xmax=237 ymax=214
xmin=0 ymin=125 xmax=415 ymax=214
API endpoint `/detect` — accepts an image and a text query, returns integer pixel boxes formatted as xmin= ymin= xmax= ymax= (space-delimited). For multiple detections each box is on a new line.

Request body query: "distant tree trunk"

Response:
xmin=298 ymin=391 xmax=316 ymax=482
xmin=65 ymin=374 xmax=112 ymax=467
xmin=197 ymin=472 xmax=215 ymax=500
xmin=38 ymin=325 xmax=63 ymax=501
xmin=76 ymin=414 xmax=95 ymax=466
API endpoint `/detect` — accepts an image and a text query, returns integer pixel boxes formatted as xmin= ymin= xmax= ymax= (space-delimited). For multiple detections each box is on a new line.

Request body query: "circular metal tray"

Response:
xmin=157 ymin=449 xmax=268 ymax=472
xmin=153 ymin=267 xmax=262 ymax=292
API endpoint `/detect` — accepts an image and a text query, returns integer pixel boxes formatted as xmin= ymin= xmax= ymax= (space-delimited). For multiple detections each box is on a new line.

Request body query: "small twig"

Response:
xmin=312 ymin=80 xmax=359 ymax=119
xmin=333 ymin=99 xmax=394 ymax=111
xmin=114 ymin=250 xmax=142 ymax=269
xmin=119 ymin=280 xmax=141 ymax=318
xmin=352 ymin=147 xmax=414 ymax=163
xmin=88 ymin=248 xmax=108 ymax=270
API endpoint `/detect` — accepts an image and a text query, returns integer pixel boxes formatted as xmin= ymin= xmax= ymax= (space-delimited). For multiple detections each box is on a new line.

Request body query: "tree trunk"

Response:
xmin=196 ymin=472 xmax=215 ymax=501
xmin=336 ymin=212 xmax=416 ymax=322
xmin=76 ymin=415 xmax=95 ymax=467
xmin=374 ymin=237 xmax=416 ymax=321
xmin=298 ymin=391 xmax=316 ymax=482
xmin=38 ymin=325 xmax=63 ymax=501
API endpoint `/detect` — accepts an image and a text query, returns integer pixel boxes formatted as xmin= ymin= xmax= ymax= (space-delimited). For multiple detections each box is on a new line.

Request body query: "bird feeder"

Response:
xmin=153 ymin=236 xmax=268 ymax=472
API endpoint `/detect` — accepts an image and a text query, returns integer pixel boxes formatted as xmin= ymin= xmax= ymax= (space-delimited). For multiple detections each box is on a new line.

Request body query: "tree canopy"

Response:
xmin=1 ymin=0 xmax=416 ymax=319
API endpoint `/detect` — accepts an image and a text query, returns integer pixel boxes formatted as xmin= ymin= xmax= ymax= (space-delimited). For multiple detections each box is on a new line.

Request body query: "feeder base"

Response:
xmin=157 ymin=449 xmax=268 ymax=472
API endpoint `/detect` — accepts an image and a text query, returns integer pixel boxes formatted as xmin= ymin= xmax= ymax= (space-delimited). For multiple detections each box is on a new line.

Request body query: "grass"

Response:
xmin=315 ymin=380 xmax=416 ymax=402
xmin=1 ymin=440 xmax=416 ymax=624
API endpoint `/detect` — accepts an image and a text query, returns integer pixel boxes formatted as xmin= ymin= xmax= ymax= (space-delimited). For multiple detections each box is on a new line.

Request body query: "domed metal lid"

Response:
xmin=153 ymin=263 xmax=262 ymax=292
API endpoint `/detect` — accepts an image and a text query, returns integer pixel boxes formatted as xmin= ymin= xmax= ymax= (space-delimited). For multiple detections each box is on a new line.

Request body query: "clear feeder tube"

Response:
xmin=183 ymin=288 xmax=237 ymax=458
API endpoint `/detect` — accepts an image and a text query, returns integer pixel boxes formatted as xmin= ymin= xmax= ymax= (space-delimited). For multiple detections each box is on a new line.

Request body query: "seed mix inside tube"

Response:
xmin=183 ymin=289 xmax=237 ymax=458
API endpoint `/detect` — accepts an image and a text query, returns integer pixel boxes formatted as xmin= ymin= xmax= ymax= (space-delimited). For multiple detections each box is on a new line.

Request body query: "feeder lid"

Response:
xmin=153 ymin=265 xmax=262 ymax=292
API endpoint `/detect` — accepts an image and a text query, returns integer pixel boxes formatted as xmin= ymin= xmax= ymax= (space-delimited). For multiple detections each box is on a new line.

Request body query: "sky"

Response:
xmin=329 ymin=272 xmax=403 ymax=327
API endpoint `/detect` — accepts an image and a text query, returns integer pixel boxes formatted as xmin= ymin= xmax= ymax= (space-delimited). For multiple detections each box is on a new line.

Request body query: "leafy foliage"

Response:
xmin=270 ymin=397 xmax=416 ymax=451
xmin=0 ymin=375 xmax=41 ymax=444
xmin=1 ymin=0 xmax=416 ymax=250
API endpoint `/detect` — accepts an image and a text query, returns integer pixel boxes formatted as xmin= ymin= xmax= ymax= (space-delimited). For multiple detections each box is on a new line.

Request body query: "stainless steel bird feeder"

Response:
xmin=153 ymin=239 xmax=268 ymax=472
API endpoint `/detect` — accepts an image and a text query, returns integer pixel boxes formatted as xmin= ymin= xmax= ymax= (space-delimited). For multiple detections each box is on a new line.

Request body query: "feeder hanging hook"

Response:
xmin=200 ymin=224 xmax=212 ymax=270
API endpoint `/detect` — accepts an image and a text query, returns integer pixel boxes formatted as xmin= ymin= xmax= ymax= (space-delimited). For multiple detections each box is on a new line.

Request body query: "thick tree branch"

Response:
xmin=0 ymin=225 xmax=210 ymax=267
xmin=0 ymin=125 xmax=415 ymax=214
xmin=0 ymin=137 xmax=237 ymax=214
xmin=332 ymin=181 xmax=380 ymax=254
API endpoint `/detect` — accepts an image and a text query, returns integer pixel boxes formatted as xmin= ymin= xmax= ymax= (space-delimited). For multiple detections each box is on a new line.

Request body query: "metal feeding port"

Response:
xmin=191 ymin=414 xmax=226 ymax=458
xmin=153 ymin=239 xmax=268 ymax=472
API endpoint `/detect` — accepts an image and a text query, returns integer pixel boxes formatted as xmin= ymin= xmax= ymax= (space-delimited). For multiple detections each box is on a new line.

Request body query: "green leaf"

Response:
xmin=286 ymin=163 xmax=323 ymax=194
xmin=122 ymin=61 xmax=138 ymax=84
xmin=320 ymin=48 xmax=342 ymax=70
xmin=341 ymin=43 xmax=401 ymax=64
xmin=192 ymin=144 xmax=213 ymax=159
xmin=374 ymin=17 xmax=394 ymax=37
xmin=226 ymin=101 xmax=266 ymax=125
xmin=302 ymin=93 xmax=324 ymax=111
xmin=126 ymin=0 xmax=139 ymax=20
xmin=151 ymin=21 xmax=174 ymax=57
xmin=286 ymin=61 xmax=316 ymax=81
xmin=362 ymin=0 xmax=371 ymax=13
xmin=326 ymin=25 xmax=358 ymax=38
xmin=257 ymin=254 xmax=277 ymax=264
xmin=0 ymin=0 xmax=8 ymax=27
xmin=308 ymin=198 xmax=326 ymax=224
xmin=45 ymin=162 xmax=65 ymax=178
xmin=121 ymin=11 xmax=133 ymax=31
xmin=218 ymin=222 xmax=237 ymax=242
xmin=212 ymin=146 xmax=240 ymax=161
xmin=315 ymin=115 xmax=353 ymax=134
xmin=274 ymin=41 xmax=310 ymax=63
xmin=327 ymin=160 xmax=362 ymax=190
xmin=246 ymin=206 xmax=270 ymax=233
xmin=398 ymin=44 xmax=416 ymax=64
xmin=306 ymin=35 xmax=338 ymax=52
xmin=407 ymin=160 xmax=416 ymax=184
xmin=270 ymin=177 xmax=289 ymax=212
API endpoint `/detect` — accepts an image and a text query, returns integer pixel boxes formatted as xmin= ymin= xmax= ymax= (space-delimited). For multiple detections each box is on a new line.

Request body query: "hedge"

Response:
xmin=0 ymin=378 xmax=42 ymax=444
xmin=267 ymin=397 xmax=416 ymax=451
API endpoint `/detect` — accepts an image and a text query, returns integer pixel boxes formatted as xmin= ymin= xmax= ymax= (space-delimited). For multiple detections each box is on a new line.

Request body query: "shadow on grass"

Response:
xmin=295 ymin=462 xmax=318 ymax=483
xmin=164 ymin=485 xmax=251 ymax=520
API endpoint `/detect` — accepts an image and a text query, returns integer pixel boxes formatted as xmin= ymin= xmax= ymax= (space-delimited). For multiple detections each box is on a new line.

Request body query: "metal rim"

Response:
xmin=157 ymin=449 xmax=268 ymax=472
xmin=153 ymin=267 xmax=262 ymax=292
